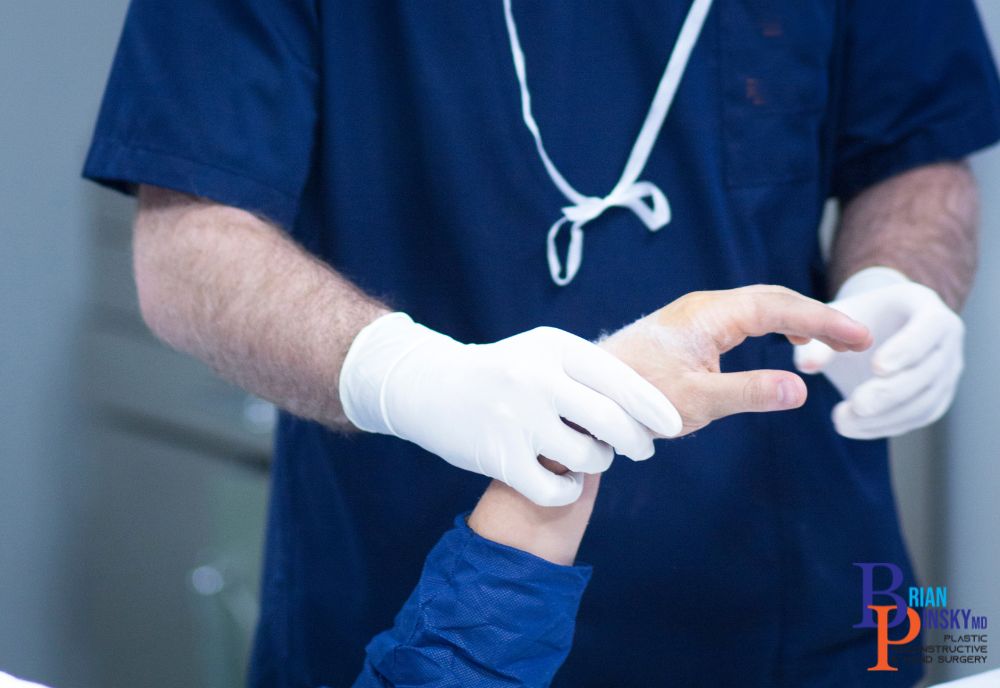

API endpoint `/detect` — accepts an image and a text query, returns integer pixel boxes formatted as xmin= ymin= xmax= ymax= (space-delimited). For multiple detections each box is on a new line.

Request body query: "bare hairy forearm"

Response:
xmin=133 ymin=185 xmax=390 ymax=429
xmin=830 ymin=162 xmax=979 ymax=311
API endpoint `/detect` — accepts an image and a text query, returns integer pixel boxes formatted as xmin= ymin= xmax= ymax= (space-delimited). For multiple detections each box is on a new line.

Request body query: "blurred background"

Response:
xmin=1 ymin=2 xmax=997 ymax=687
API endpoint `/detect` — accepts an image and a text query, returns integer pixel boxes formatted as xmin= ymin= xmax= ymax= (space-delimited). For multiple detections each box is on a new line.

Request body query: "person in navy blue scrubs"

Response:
xmin=84 ymin=1 xmax=1000 ymax=686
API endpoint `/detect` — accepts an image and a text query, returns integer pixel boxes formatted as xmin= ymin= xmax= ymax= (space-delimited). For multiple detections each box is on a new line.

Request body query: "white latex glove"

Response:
xmin=339 ymin=313 xmax=682 ymax=507
xmin=794 ymin=266 xmax=964 ymax=439
xmin=0 ymin=672 xmax=50 ymax=688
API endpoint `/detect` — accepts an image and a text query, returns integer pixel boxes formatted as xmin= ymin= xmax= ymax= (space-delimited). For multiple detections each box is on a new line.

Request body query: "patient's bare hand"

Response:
xmin=599 ymin=285 xmax=872 ymax=436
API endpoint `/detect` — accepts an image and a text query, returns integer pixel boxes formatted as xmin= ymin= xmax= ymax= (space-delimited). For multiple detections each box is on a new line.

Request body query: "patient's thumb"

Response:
xmin=692 ymin=370 xmax=807 ymax=421
xmin=793 ymin=339 xmax=836 ymax=374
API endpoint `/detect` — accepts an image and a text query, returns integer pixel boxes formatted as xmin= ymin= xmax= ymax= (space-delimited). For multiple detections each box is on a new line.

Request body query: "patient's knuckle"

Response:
xmin=742 ymin=377 xmax=767 ymax=408
xmin=735 ymin=294 xmax=763 ymax=328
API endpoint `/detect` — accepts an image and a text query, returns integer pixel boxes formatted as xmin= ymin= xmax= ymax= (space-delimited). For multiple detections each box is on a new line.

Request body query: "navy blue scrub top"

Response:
xmin=85 ymin=1 xmax=1000 ymax=686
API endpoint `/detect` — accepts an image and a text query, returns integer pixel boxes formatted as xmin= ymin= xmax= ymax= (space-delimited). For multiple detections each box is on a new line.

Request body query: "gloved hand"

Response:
xmin=601 ymin=285 xmax=873 ymax=435
xmin=339 ymin=314 xmax=682 ymax=507
xmin=793 ymin=266 xmax=964 ymax=439
xmin=0 ymin=672 xmax=51 ymax=688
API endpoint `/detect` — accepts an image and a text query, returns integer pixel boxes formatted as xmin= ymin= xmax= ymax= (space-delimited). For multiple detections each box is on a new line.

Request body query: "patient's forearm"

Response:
xmin=468 ymin=470 xmax=600 ymax=566
xmin=466 ymin=346 xmax=613 ymax=565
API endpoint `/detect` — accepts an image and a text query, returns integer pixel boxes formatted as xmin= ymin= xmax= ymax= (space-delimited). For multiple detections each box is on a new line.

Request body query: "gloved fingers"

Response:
xmin=924 ymin=384 xmax=960 ymax=429
xmin=793 ymin=339 xmax=837 ymax=374
xmin=511 ymin=459 xmax=586 ymax=507
xmin=883 ymin=356 xmax=960 ymax=430
xmin=561 ymin=341 xmax=682 ymax=437
xmin=862 ymin=391 xmax=957 ymax=439
xmin=553 ymin=381 xmax=656 ymax=460
xmin=872 ymin=308 xmax=959 ymax=376
xmin=849 ymin=343 xmax=953 ymax=417
xmin=686 ymin=369 xmax=807 ymax=422
xmin=537 ymin=421 xmax=615 ymax=474
xmin=835 ymin=400 xmax=935 ymax=440
xmin=735 ymin=284 xmax=797 ymax=294
xmin=729 ymin=291 xmax=872 ymax=353
xmin=833 ymin=358 xmax=960 ymax=439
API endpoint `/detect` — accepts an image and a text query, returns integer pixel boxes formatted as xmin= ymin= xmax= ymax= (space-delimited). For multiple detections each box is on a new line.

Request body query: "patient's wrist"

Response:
xmin=467 ymin=473 xmax=599 ymax=566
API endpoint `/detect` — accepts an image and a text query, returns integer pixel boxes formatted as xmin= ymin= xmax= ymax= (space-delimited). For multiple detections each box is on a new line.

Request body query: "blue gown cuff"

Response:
xmin=355 ymin=512 xmax=592 ymax=687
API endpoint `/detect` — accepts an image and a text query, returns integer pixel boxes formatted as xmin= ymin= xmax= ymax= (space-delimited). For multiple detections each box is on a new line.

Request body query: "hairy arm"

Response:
xmin=830 ymin=162 xmax=979 ymax=310
xmin=133 ymin=185 xmax=390 ymax=429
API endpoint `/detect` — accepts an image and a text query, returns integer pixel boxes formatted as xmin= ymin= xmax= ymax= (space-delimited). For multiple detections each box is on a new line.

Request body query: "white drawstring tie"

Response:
xmin=547 ymin=182 xmax=671 ymax=287
xmin=502 ymin=0 xmax=714 ymax=285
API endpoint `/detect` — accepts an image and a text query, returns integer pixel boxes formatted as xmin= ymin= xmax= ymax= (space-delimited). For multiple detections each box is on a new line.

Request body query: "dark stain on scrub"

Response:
xmin=746 ymin=77 xmax=766 ymax=106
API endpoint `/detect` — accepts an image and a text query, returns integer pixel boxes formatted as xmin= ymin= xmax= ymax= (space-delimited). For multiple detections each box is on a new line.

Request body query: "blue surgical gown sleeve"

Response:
xmin=351 ymin=514 xmax=592 ymax=688
xmin=830 ymin=0 xmax=1000 ymax=200
xmin=82 ymin=0 xmax=319 ymax=228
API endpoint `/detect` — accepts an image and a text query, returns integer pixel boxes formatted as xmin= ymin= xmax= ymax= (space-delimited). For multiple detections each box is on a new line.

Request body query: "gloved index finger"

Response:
xmin=554 ymin=380 xmax=656 ymax=460
xmin=731 ymin=292 xmax=873 ymax=352
xmin=562 ymin=340 xmax=682 ymax=438
xmin=850 ymin=343 xmax=951 ymax=416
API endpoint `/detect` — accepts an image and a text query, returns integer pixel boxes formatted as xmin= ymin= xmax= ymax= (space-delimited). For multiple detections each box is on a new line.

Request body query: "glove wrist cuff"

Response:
xmin=836 ymin=266 xmax=911 ymax=300
xmin=339 ymin=312 xmax=450 ymax=435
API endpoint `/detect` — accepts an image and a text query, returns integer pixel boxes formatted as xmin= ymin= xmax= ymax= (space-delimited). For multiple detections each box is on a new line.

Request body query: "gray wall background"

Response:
xmin=1 ymin=2 xmax=129 ymax=684
xmin=941 ymin=0 xmax=1000 ymax=676
xmin=892 ymin=3 xmax=1000 ymax=683
xmin=1 ymin=1 xmax=998 ymax=686
xmin=2 ymin=3 xmax=270 ymax=688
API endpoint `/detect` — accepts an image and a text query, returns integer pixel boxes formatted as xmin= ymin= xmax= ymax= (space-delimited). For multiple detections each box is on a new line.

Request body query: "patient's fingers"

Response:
xmin=686 ymin=369 xmax=807 ymax=422
xmin=726 ymin=291 xmax=872 ymax=352
xmin=538 ymin=456 xmax=570 ymax=475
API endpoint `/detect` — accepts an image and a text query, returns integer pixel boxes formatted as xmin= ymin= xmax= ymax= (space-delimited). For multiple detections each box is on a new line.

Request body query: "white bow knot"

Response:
xmin=504 ymin=0 xmax=713 ymax=285
xmin=548 ymin=181 xmax=673 ymax=285
xmin=561 ymin=181 xmax=671 ymax=228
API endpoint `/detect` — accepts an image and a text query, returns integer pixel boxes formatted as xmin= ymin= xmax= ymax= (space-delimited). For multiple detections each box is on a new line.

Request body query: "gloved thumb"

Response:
xmin=794 ymin=339 xmax=837 ymax=374
xmin=514 ymin=459 xmax=586 ymax=507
